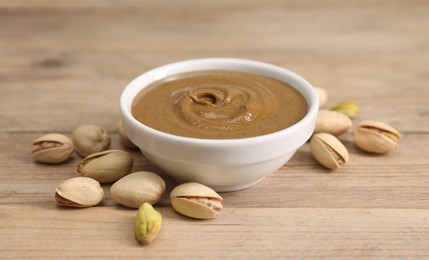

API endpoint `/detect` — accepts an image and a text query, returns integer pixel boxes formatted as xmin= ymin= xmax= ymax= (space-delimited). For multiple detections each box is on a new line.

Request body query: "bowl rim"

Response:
xmin=120 ymin=57 xmax=319 ymax=146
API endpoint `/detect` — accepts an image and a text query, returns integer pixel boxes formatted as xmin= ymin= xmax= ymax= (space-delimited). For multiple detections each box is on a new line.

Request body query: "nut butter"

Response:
xmin=132 ymin=70 xmax=307 ymax=139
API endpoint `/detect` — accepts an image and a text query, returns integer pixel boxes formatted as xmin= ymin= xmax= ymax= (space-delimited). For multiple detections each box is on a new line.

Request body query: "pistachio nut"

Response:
xmin=170 ymin=182 xmax=223 ymax=219
xmin=32 ymin=133 xmax=74 ymax=164
xmin=353 ymin=120 xmax=401 ymax=154
xmin=134 ymin=202 xmax=162 ymax=245
xmin=116 ymin=119 xmax=137 ymax=149
xmin=78 ymin=150 xmax=134 ymax=183
xmin=55 ymin=177 xmax=104 ymax=207
xmin=331 ymin=100 xmax=360 ymax=119
xmin=310 ymin=133 xmax=349 ymax=170
xmin=314 ymin=86 xmax=328 ymax=108
xmin=72 ymin=125 xmax=111 ymax=157
xmin=110 ymin=171 xmax=165 ymax=208
xmin=315 ymin=110 xmax=352 ymax=136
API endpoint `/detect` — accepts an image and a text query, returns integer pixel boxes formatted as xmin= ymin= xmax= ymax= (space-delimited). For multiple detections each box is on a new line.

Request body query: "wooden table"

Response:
xmin=1 ymin=0 xmax=428 ymax=258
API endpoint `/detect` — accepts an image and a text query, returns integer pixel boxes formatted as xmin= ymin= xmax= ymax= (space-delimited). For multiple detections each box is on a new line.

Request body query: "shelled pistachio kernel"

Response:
xmin=78 ymin=150 xmax=134 ymax=183
xmin=331 ymin=100 xmax=360 ymax=119
xmin=110 ymin=171 xmax=166 ymax=208
xmin=170 ymin=182 xmax=223 ymax=219
xmin=32 ymin=133 xmax=74 ymax=164
xmin=310 ymin=133 xmax=349 ymax=170
xmin=135 ymin=203 xmax=162 ymax=245
xmin=55 ymin=176 xmax=104 ymax=207
xmin=353 ymin=120 xmax=401 ymax=154
xmin=72 ymin=124 xmax=110 ymax=157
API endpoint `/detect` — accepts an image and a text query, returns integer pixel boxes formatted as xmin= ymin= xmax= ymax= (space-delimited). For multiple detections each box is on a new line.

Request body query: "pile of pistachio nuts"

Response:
xmin=31 ymin=122 xmax=223 ymax=245
xmin=312 ymin=87 xmax=401 ymax=169
xmin=31 ymin=86 xmax=402 ymax=245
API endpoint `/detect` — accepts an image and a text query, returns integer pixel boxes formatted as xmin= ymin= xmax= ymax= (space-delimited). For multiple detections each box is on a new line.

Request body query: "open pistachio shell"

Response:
xmin=170 ymin=182 xmax=223 ymax=219
xmin=55 ymin=177 xmax=104 ymax=207
xmin=78 ymin=149 xmax=134 ymax=183
xmin=32 ymin=133 xmax=74 ymax=164
xmin=111 ymin=171 xmax=166 ymax=208
xmin=353 ymin=120 xmax=401 ymax=154
xmin=310 ymin=133 xmax=349 ymax=170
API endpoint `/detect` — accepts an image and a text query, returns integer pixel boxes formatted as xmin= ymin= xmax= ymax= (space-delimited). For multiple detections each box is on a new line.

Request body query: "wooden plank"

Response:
xmin=1 ymin=205 xmax=428 ymax=259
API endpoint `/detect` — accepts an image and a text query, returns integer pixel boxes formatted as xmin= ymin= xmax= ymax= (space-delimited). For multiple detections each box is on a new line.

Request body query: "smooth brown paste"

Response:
xmin=132 ymin=70 xmax=307 ymax=139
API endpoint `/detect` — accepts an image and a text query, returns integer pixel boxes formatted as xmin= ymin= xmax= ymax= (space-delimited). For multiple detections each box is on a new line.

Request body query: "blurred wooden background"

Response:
xmin=1 ymin=0 xmax=428 ymax=258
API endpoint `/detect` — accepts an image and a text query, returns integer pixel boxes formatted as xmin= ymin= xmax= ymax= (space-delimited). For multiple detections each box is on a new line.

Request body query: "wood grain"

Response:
xmin=1 ymin=0 xmax=429 ymax=258
xmin=2 ymin=205 xmax=428 ymax=259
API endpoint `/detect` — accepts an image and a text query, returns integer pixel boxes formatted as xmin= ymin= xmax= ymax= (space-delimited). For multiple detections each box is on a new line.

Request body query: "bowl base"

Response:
xmin=171 ymin=176 xmax=266 ymax=192
xmin=143 ymin=150 xmax=297 ymax=193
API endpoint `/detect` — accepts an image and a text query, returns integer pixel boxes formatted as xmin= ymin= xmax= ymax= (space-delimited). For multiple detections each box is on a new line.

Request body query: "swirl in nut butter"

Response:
xmin=132 ymin=70 xmax=307 ymax=139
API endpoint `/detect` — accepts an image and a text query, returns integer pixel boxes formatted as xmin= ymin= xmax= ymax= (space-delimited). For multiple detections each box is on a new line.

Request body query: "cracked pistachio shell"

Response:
xmin=315 ymin=110 xmax=352 ymax=136
xmin=331 ymin=100 xmax=360 ymax=119
xmin=314 ymin=86 xmax=328 ymax=108
xmin=170 ymin=182 xmax=223 ymax=219
xmin=310 ymin=133 xmax=349 ymax=170
xmin=116 ymin=119 xmax=137 ymax=149
xmin=32 ymin=133 xmax=74 ymax=164
xmin=353 ymin=120 xmax=401 ymax=154
xmin=135 ymin=203 xmax=162 ymax=245
xmin=110 ymin=171 xmax=166 ymax=208
xmin=72 ymin=125 xmax=111 ymax=157
xmin=78 ymin=150 xmax=134 ymax=183
xmin=55 ymin=177 xmax=104 ymax=207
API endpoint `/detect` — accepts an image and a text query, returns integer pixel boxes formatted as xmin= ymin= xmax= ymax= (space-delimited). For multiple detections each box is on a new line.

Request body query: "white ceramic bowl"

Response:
xmin=120 ymin=58 xmax=318 ymax=192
